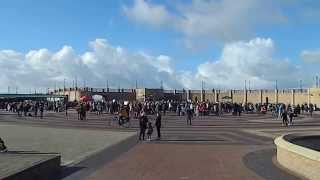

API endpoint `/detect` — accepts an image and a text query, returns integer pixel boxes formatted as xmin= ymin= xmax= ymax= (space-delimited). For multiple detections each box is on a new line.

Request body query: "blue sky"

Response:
xmin=0 ymin=0 xmax=224 ymax=72
xmin=1 ymin=0 xmax=320 ymax=91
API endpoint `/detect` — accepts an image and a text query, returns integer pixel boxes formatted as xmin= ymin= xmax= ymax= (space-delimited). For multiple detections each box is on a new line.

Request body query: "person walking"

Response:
xmin=309 ymin=104 xmax=314 ymax=117
xmin=289 ymin=109 xmax=294 ymax=126
xmin=39 ymin=103 xmax=44 ymax=119
xmin=155 ymin=112 xmax=162 ymax=140
xmin=282 ymin=110 xmax=288 ymax=127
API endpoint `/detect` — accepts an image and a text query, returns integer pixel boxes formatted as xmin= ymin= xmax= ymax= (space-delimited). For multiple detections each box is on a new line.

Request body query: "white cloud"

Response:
xmin=123 ymin=0 xmax=171 ymax=26
xmin=183 ymin=38 xmax=306 ymax=89
xmin=0 ymin=39 xmax=183 ymax=92
xmin=300 ymin=49 xmax=320 ymax=63
xmin=123 ymin=0 xmax=286 ymax=47
xmin=0 ymin=37 xmax=313 ymax=93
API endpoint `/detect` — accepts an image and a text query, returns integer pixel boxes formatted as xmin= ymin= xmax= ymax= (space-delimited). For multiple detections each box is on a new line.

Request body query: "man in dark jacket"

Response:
xmin=139 ymin=113 xmax=148 ymax=140
xmin=186 ymin=103 xmax=193 ymax=125
xmin=282 ymin=110 xmax=288 ymax=127
xmin=155 ymin=112 xmax=162 ymax=140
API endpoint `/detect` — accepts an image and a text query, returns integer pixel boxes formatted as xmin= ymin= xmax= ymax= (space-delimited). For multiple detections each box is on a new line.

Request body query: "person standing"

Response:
xmin=34 ymin=102 xmax=39 ymax=117
xmin=39 ymin=103 xmax=44 ymax=119
xmin=155 ymin=112 xmax=162 ymax=140
xmin=146 ymin=122 xmax=153 ymax=141
xmin=186 ymin=103 xmax=193 ymax=125
xmin=162 ymin=102 xmax=166 ymax=116
xmin=80 ymin=103 xmax=85 ymax=120
xmin=139 ymin=112 xmax=148 ymax=140
xmin=65 ymin=103 xmax=68 ymax=117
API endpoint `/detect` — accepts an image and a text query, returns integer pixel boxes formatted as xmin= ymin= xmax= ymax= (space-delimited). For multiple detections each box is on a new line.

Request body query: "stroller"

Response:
xmin=118 ymin=104 xmax=130 ymax=128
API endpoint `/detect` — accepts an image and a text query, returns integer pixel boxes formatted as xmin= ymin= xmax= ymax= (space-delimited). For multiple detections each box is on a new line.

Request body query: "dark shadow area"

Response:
xmin=287 ymin=135 xmax=320 ymax=151
xmin=61 ymin=135 xmax=138 ymax=180
xmin=56 ymin=166 xmax=85 ymax=180
xmin=242 ymin=148 xmax=300 ymax=180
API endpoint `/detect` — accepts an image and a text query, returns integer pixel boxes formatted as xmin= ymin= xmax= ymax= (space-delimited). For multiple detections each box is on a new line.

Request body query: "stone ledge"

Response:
xmin=275 ymin=133 xmax=320 ymax=180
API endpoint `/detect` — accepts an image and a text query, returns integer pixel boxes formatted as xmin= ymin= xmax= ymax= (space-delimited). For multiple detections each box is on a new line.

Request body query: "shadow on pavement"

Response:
xmin=6 ymin=150 xmax=59 ymax=155
xmin=242 ymin=148 xmax=300 ymax=180
xmin=57 ymin=166 xmax=85 ymax=180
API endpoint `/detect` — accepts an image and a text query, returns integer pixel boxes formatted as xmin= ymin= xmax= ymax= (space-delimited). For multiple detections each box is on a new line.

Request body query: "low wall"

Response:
xmin=56 ymin=88 xmax=320 ymax=105
xmin=274 ymin=133 xmax=320 ymax=180
xmin=1 ymin=154 xmax=61 ymax=180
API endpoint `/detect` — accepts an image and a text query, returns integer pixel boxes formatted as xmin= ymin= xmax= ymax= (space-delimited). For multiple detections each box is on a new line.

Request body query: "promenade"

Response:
xmin=1 ymin=110 xmax=318 ymax=179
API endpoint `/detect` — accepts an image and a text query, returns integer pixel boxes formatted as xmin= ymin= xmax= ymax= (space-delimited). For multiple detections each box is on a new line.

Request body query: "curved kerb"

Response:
xmin=274 ymin=133 xmax=320 ymax=180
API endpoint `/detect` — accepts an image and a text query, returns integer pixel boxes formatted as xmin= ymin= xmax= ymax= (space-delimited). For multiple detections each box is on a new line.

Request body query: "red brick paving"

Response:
xmin=86 ymin=143 xmax=265 ymax=180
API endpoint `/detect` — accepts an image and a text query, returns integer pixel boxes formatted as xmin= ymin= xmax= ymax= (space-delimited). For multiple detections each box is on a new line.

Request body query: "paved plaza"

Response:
xmin=1 ymin=110 xmax=320 ymax=179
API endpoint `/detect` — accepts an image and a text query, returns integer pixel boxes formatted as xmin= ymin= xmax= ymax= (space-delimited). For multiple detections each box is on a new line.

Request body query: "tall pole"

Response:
xmin=248 ymin=80 xmax=251 ymax=90
xmin=63 ymin=78 xmax=66 ymax=94
xmin=245 ymin=80 xmax=247 ymax=90
xmin=160 ymin=80 xmax=163 ymax=89
xmin=75 ymin=76 xmax=78 ymax=101
xmin=244 ymin=80 xmax=247 ymax=105
xmin=313 ymin=76 xmax=315 ymax=87
xmin=75 ymin=76 xmax=78 ymax=89
xmin=275 ymin=80 xmax=278 ymax=90
xmin=135 ymin=80 xmax=138 ymax=89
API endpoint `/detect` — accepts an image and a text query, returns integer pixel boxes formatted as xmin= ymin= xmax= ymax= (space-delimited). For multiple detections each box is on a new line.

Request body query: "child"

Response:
xmin=0 ymin=138 xmax=7 ymax=153
xmin=147 ymin=122 xmax=153 ymax=141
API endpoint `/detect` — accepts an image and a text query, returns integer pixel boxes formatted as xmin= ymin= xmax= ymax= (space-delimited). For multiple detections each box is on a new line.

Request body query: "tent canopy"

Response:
xmin=80 ymin=95 xmax=92 ymax=102
xmin=92 ymin=94 xmax=105 ymax=102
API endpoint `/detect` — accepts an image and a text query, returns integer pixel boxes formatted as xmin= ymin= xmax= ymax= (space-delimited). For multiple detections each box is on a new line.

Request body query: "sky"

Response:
xmin=1 ymin=0 xmax=320 ymax=92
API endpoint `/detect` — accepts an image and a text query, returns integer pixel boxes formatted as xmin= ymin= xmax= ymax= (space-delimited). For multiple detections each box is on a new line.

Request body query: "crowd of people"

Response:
xmin=0 ymin=97 xmax=319 ymax=145
xmin=0 ymin=101 xmax=67 ymax=119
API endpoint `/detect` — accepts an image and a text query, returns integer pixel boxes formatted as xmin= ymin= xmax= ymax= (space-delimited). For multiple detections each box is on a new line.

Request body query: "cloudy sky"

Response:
xmin=1 ymin=0 xmax=320 ymax=92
